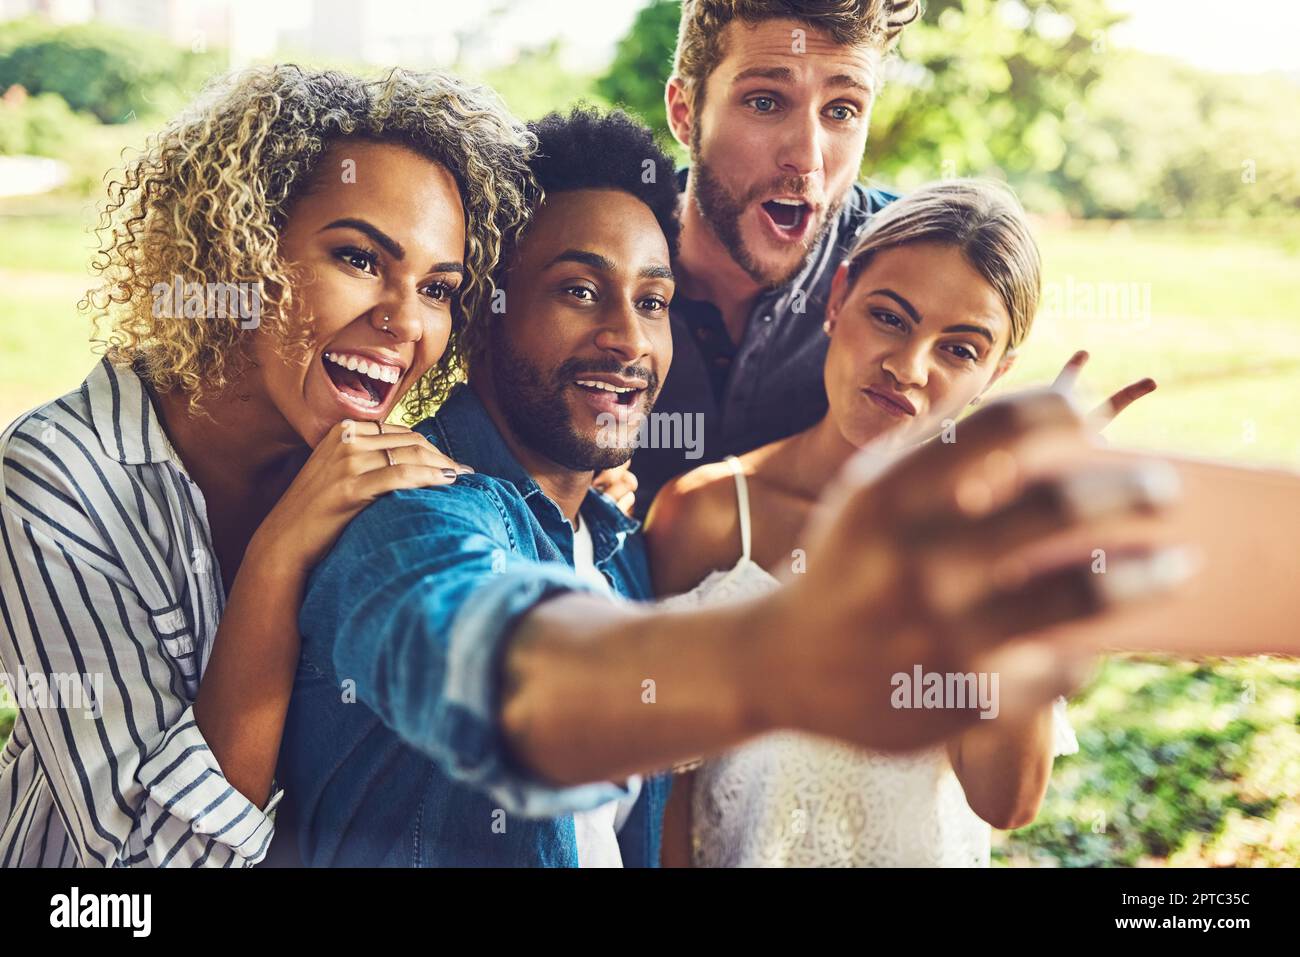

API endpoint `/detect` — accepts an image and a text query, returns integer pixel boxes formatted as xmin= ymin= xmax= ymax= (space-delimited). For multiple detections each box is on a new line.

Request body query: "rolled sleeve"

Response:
xmin=134 ymin=705 xmax=282 ymax=865
xmin=0 ymin=504 xmax=279 ymax=868
xmin=438 ymin=567 xmax=635 ymax=817
xmin=301 ymin=483 xmax=632 ymax=822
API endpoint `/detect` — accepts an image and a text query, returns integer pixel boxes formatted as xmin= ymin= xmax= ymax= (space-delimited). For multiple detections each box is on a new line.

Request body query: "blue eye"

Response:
xmin=748 ymin=96 xmax=778 ymax=113
xmin=826 ymin=104 xmax=856 ymax=121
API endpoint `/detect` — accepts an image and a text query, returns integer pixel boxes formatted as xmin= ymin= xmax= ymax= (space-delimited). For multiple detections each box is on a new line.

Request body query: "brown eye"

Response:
xmin=336 ymin=247 xmax=378 ymax=274
xmin=422 ymin=281 xmax=456 ymax=303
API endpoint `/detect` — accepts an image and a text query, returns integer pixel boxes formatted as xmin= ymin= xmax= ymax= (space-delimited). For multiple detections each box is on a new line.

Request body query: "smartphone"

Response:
xmin=1047 ymin=452 xmax=1300 ymax=657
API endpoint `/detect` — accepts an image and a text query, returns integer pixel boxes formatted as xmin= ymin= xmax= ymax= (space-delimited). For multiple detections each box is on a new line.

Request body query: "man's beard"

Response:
xmin=690 ymin=123 xmax=842 ymax=289
xmin=488 ymin=323 xmax=660 ymax=473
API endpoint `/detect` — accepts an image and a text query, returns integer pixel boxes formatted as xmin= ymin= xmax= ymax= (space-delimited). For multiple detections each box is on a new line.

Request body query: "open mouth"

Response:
xmin=760 ymin=198 xmax=810 ymax=233
xmin=322 ymin=351 xmax=401 ymax=413
xmin=573 ymin=376 xmax=646 ymax=411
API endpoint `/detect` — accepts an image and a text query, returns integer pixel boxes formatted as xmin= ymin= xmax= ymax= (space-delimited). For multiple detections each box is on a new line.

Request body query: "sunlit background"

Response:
xmin=1 ymin=0 xmax=1297 ymax=866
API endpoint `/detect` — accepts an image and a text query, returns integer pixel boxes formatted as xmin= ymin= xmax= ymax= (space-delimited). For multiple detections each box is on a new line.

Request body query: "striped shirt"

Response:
xmin=0 ymin=358 xmax=282 ymax=866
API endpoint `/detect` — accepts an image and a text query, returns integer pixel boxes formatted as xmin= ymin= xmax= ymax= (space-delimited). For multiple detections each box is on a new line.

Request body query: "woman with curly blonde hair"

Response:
xmin=0 ymin=64 xmax=535 ymax=867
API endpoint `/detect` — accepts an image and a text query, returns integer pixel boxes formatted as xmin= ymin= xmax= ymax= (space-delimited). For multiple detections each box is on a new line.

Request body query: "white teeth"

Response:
xmin=769 ymin=198 xmax=804 ymax=206
xmin=325 ymin=352 xmax=403 ymax=385
xmin=575 ymin=379 xmax=636 ymax=393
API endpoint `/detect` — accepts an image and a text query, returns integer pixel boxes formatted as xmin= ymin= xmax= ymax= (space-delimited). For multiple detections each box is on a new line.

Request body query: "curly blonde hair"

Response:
xmin=84 ymin=65 xmax=537 ymax=421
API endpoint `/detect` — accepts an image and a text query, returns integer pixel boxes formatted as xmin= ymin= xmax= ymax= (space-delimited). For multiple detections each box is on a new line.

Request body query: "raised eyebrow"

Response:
xmin=733 ymin=66 xmax=794 ymax=85
xmin=544 ymin=249 xmax=616 ymax=273
xmin=320 ymin=218 xmax=405 ymax=260
xmin=827 ymin=73 xmax=873 ymax=97
xmin=942 ymin=323 xmax=995 ymax=345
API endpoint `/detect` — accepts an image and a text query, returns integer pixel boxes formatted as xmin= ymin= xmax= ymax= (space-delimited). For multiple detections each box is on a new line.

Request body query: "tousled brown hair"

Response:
xmin=673 ymin=0 xmax=921 ymax=108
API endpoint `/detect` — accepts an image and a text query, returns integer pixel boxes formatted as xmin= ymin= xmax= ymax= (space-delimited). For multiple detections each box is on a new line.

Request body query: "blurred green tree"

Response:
xmin=0 ymin=18 xmax=221 ymax=124
xmin=595 ymin=0 xmax=681 ymax=135
xmin=1052 ymin=51 xmax=1300 ymax=218
xmin=865 ymin=0 xmax=1121 ymax=201
xmin=593 ymin=0 xmax=1299 ymax=219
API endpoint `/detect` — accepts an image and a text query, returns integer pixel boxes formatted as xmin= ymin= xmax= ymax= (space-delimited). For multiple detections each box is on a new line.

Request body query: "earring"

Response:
xmin=823 ymin=319 xmax=832 ymax=335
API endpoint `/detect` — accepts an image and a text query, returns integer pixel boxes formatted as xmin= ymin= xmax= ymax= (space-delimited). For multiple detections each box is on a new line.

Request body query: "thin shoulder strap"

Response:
xmin=724 ymin=455 xmax=752 ymax=562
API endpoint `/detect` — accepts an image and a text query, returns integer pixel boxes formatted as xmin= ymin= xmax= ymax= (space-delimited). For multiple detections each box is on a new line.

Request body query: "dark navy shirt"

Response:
xmin=632 ymin=173 xmax=897 ymax=514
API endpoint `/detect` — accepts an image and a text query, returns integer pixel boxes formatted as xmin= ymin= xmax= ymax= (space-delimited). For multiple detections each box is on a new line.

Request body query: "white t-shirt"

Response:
xmin=569 ymin=512 xmax=642 ymax=867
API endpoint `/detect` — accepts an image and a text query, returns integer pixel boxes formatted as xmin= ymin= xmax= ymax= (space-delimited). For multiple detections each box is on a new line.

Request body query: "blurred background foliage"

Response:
xmin=0 ymin=0 xmax=1297 ymax=867
xmin=599 ymin=0 xmax=1300 ymax=218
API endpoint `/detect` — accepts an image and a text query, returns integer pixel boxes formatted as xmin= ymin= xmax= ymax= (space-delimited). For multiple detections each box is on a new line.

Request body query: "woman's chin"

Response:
xmin=843 ymin=417 xmax=911 ymax=452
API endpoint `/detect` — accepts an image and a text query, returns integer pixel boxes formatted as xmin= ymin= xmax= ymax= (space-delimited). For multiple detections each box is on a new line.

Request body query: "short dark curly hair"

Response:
xmin=527 ymin=107 xmax=681 ymax=258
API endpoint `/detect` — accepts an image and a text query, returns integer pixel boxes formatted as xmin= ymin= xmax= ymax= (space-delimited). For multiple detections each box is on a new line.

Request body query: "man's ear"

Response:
xmin=665 ymin=76 xmax=693 ymax=150
xmin=823 ymin=260 xmax=852 ymax=335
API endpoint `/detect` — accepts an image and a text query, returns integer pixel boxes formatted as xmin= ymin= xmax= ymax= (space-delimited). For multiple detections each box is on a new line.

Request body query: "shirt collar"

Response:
xmin=416 ymin=384 xmax=641 ymax=539
xmin=86 ymin=357 xmax=178 ymax=467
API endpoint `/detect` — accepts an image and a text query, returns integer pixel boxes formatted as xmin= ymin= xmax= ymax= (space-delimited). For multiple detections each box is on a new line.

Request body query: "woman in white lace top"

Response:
xmin=645 ymin=181 xmax=1113 ymax=867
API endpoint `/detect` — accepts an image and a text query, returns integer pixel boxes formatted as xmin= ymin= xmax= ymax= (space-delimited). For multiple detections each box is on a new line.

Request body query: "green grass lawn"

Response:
xmin=1 ymin=199 xmax=1298 ymax=866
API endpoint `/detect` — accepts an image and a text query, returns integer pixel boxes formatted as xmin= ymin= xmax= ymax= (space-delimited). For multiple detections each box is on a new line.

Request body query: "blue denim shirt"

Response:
xmin=279 ymin=384 xmax=670 ymax=866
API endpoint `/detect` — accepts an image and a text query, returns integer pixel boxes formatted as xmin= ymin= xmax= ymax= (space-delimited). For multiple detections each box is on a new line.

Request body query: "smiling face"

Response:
xmin=823 ymin=242 xmax=1017 ymax=450
xmin=669 ymin=18 xmax=878 ymax=288
xmin=251 ymin=139 xmax=466 ymax=447
xmin=484 ymin=187 xmax=675 ymax=472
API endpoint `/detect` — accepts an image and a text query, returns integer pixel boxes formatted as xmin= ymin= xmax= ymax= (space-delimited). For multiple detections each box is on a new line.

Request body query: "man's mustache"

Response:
xmin=747 ymin=175 xmax=822 ymax=208
xmin=554 ymin=356 xmax=659 ymax=395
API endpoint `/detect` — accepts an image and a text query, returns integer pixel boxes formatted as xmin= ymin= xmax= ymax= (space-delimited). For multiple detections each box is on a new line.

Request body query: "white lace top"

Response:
xmin=660 ymin=456 xmax=1078 ymax=867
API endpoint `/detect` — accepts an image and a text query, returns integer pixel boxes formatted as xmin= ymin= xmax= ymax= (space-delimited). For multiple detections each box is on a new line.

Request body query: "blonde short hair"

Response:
xmin=846 ymin=180 xmax=1042 ymax=350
